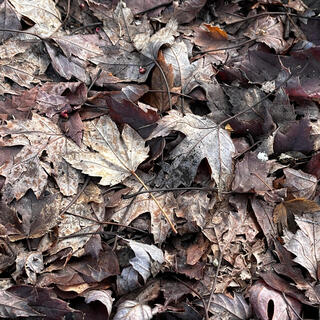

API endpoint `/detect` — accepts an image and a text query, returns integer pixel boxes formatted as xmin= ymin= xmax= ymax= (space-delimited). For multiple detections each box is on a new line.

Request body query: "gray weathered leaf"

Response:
xmin=114 ymin=300 xmax=152 ymax=320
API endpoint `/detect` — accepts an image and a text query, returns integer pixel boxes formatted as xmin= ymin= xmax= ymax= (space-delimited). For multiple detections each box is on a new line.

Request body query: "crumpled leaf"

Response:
xmin=127 ymin=239 xmax=164 ymax=282
xmin=83 ymin=290 xmax=114 ymax=316
xmin=0 ymin=0 xmax=21 ymax=42
xmin=64 ymin=115 xmax=149 ymax=186
xmin=148 ymin=110 xmax=235 ymax=190
xmin=0 ymin=113 xmax=81 ymax=202
xmin=9 ymin=0 xmax=61 ymax=38
xmin=284 ymin=212 xmax=320 ymax=280
xmin=114 ymin=300 xmax=152 ymax=320
xmin=0 ymin=290 xmax=42 ymax=318
xmin=244 ymin=16 xmax=287 ymax=53
xmin=199 ymin=293 xmax=252 ymax=320
xmin=109 ymin=175 xmax=176 ymax=244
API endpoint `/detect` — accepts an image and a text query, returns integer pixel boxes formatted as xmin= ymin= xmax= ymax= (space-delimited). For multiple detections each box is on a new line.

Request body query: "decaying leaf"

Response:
xmin=0 ymin=113 xmax=81 ymax=201
xmin=9 ymin=0 xmax=61 ymax=37
xmin=148 ymin=110 xmax=235 ymax=190
xmin=284 ymin=212 xmax=320 ymax=280
xmin=127 ymin=239 xmax=164 ymax=282
xmin=274 ymin=198 xmax=320 ymax=232
xmin=64 ymin=115 xmax=149 ymax=186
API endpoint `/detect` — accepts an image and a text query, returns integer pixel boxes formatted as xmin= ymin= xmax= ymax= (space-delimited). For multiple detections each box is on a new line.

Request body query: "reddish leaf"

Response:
xmin=249 ymin=280 xmax=302 ymax=320
xmin=274 ymin=118 xmax=313 ymax=154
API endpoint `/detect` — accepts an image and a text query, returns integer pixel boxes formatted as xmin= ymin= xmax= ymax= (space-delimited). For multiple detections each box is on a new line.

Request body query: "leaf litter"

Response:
xmin=0 ymin=0 xmax=320 ymax=319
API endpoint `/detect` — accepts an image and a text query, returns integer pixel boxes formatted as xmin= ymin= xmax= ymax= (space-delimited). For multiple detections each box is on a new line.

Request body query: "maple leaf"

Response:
xmin=64 ymin=115 xmax=149 ymax=186
xmin=109 ymin=175 xmax=176 ymax=244
xmin=148 ymin=110 xmax=235 ymax=190
xmin=0 ymin=113 xmax=81 ymax=202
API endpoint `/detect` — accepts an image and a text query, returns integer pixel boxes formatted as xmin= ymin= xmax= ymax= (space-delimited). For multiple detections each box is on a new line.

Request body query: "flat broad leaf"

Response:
xmin=148 ymin=110 xmax=235 ymax=190
xmin=64 ymin=115 xmax=149 ymax=186
xmin=0 ymin=113 xmax=81 ymax=201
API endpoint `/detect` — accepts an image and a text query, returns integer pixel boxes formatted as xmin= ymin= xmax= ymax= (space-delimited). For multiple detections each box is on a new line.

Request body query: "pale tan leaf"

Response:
xmin=284 ymin=212 xmax=320 ymax=280
xmin=114 ymin=300 xmax=152 ymax=320
xmin=9 ymin=0 xmax=61 ymax=37
xmin=49 ymin=183 xmax=104 ymax=257
xmin=109 ymin=175 xmax=176 ymax=244
xmin=83 ymin=290 xmax=114 ymax=316
xmin=64 ymin=115 xmax=149 ymax=186
xmin=148 ymin=110 xmax=235 ymax=190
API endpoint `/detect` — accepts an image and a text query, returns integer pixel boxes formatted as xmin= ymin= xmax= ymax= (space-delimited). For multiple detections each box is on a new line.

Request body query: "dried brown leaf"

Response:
xmin=64 ymin=115 xmax=149 ymax=186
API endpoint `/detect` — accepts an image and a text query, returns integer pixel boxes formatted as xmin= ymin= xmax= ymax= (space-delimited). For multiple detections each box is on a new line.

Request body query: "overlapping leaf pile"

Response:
xmin=0 ymin=0 xmax=320 ymax=318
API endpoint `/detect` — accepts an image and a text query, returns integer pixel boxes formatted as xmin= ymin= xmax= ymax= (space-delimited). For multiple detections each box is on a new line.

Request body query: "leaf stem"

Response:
xmin=131 ymin=171 xmax=177 ymax=233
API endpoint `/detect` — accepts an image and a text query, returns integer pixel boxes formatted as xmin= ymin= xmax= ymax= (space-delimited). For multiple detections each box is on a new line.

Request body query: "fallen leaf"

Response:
xmin=143 ymin=50 xmax=175 ymax=112
xmin=127 ymin=239 xmax=164 ymax=282
xmin=174 ymin=0 xmax=207 ymax=24
xmin=64 ymin=115 xmax=149 ymax=186
xmin=200 ymin=293 xmax=251 ymax=319
xmin=83 ymin=290 xmax=114 ymax=316
xmin=0 ymin=290 xmax=42 ymax=318
xmin=274 ymin=198 xmax=320 ymax=232
xmin=284 ymin=212 xmax=320 ymax=280
xmin=0 ymin=113 xmax=81 ymax=201
xmin=244 ymin=16 xmax=287 ymax=53
xmin=249 ymin=280 xmax=302 ymax=320
xmin=148 ymin=110 xmax=235 ymax=190
xmin=114 ymin=300 xmax=152 ymax=320
xmin=283 ymin=168 xmax=317 ymax=199
xmin=9 ymin=0 xmax=61 ymax=37
xmin=232 ymin=152 xmax=274 ymax=194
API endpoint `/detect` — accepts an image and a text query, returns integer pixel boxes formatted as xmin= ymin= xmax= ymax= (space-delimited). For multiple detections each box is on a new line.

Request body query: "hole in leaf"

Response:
xmin=267 ymin=299 xmax=274 ymax=320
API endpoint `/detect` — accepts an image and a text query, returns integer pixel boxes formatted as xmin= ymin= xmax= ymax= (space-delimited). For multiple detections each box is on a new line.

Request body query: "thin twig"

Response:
xmin=70 ymin=23 xmax=102 ymax=35
xmin=49 ymin=0 xmax=71 ymax=37
xmin=132 ymin=172 xmax=177 ymax=233
xmin=172 ymin=276 xmax=209 ymax=320
xmin=195 ymin=39 xmax=254 ymax=55
xmin=218 ymin=61 xmax=309 ymax=128
xmin=59 ymin=176 xmax=90 ymax=216
xmin=226 ymin=11 xmax=320 ymax=26
xmin=0 ymin=28 xmax=44 ymax=40
xmin=122 ymin=187 xmax=232 ymax=199
xmin=281 ymin=293 xmax=304 ymax=320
